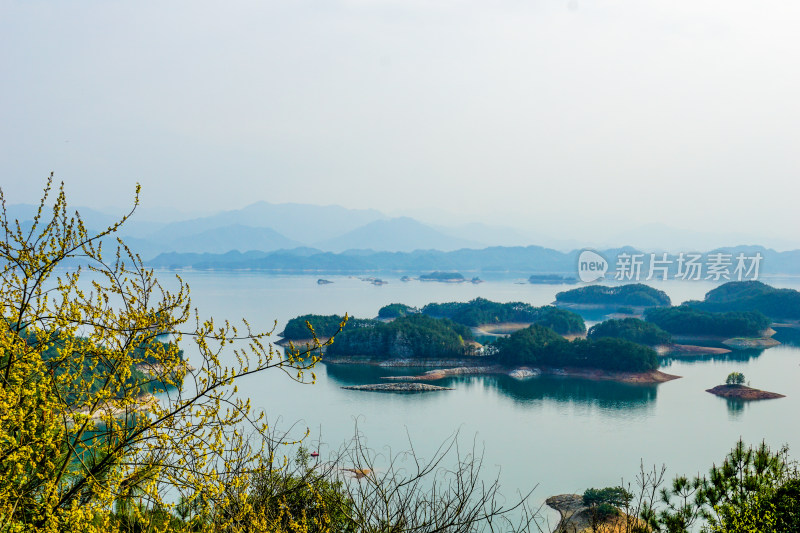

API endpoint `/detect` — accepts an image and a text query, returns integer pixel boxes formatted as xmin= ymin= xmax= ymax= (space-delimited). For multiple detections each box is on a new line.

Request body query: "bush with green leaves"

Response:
xmin=725 ymin=372 xmax=746 ymax=385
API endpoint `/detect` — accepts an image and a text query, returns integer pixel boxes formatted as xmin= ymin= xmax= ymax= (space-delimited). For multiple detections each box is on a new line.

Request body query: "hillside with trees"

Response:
xmin=378 ymin=303 xmax=420 ymax=318
xmin=556 ymin=284 xmax=671 ymax=307
xmin=687 ymin=280 xmax=800 ymax=320
xmin=644 ymin=306 xmax=771 ymax=337
xmin=588 ymin=318 xmax=672 ymax=346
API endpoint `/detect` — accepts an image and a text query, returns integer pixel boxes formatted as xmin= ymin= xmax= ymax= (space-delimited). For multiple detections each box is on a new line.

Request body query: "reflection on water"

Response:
xmin=660 ymin=348 xmax=766 ymax=366
xmin=772 ymin=326 xmax=800 ymax=348
xmin=323 ymin=363 xmax=435 ymax=386
xmin=724 ymin=397 xmax=746 ymax=418
xmin=477 ymin=375 xmax=657 ymax=410
xmin=324 ymin=363 xmax=658 ymax=410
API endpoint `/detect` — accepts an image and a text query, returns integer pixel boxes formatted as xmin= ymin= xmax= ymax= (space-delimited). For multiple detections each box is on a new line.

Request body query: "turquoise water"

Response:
xmin=162 ymin=272 xmax=800 ymax=525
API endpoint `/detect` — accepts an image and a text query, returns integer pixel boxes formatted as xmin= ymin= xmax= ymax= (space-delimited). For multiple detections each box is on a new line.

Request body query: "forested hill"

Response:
xmin=147 ymin=245 xmax=800 ymax=275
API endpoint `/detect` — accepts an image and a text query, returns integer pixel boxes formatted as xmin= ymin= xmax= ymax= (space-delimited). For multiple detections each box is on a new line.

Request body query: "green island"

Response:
xmin=643 ymin=306 xmax=779 ymax=350
xmin=493 ymin=324 xmax=660 ymax=373
xmin=686 ymin=280 xmax=800 ymax=321
xmin=587 ymin=317 xmax=672 ymax=346
xmin=419 ymin=271 xmax=465 ymax=282
xmin=555 ymin=283 xmax=671 ymax=308
xmin=706 ymin=371 xmax=785 ymax=401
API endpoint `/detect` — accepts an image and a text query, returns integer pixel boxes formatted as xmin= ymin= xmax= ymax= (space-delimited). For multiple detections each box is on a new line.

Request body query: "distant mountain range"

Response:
xmin=145 ymin=245 xmax=800 ymax=277
xmin=6 ymin=201 xmax=530 ymax=258
xmin=7 ymin=202 xmax=800 ymax=270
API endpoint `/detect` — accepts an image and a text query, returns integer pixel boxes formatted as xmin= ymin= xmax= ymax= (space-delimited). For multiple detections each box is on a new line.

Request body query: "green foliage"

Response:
xmin=555 ymin=283 xmax=671 ymax=307
xmin=493 ymin=325 xmax=659 ymax=371
xmin=491 ymin=324 xmax=566 ymax=365
xmin=588 ymin=318 xmax=672 ymax=346
xmin=689 ymin=280 xmax=800 ymax=321
xmin=326 ymin=314 xmax=475 ymax=359
xmin=421 ymin=298 xmax=585 ymax=334
xmin=282 ymin=314 xmax=376 ymax=340
xmin=725 ymin=372 xmax=746 ymax=385
xmin=770 ymin=479 xmax=800 ymax=532
xmin=534 ymin=306 xmax=587 ymax=335
xmin=378 ymin=303 xmax=419 ymax=319
xmin=245 ymin=448 xmax=355 ymax=533
xmin=657 ymin=439 xmax=798 ymax=533
xmin=645 ymin=306 xmax=770 ymax=337
xmin=583 ymin=486 xmax=633 ymax=508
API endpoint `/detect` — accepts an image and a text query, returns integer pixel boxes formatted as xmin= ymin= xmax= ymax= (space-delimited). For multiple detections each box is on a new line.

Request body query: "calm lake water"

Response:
xmin=161 ymin=272 xmax=800 ymax=526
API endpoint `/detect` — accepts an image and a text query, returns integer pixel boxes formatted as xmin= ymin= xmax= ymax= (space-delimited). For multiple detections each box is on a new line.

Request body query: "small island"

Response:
xmin=555 ymin=283 xmax=671 ymax=308
xmin=707 ymin=385 xmax=785 ymax=401
xmin=686 ymin=280 xmax=800 ymax=321
xmin=317 ymin=278 xmax=333 ymax=285
xmin=706 ymin=372 xmax=784 ymax=400
xmin=645 ymin=306 xmax=779 ymax=349
xmin=419 ymin=271 xmax=465 ymax=283
xmin=587 ymin=317 xmax=732 ymax=356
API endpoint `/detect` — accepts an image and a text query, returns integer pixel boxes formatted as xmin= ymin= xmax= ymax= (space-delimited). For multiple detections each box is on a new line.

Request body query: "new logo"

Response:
xmin=577 ymin=249 xmax=608 ymax=283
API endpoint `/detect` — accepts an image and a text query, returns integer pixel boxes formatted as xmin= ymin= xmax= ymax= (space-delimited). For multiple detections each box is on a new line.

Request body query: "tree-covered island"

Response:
xmin=493 ymin=324 xmax=660 ymax=373
xmin=644 ymin=306 xmax=772 ymax=338
xmin=686 ymin=280 xmax=800 ymax=321
xmin=555 ymin=283 xmax=671 ymax=308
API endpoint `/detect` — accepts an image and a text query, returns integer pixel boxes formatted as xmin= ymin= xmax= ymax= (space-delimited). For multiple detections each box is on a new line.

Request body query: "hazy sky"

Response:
xmin=1 ymin=1 xmax=799 ymax=243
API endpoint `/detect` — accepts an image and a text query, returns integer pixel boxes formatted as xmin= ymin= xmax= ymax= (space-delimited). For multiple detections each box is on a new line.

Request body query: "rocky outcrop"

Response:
xmin=546 ymin=494 xmax=643 ymax=533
